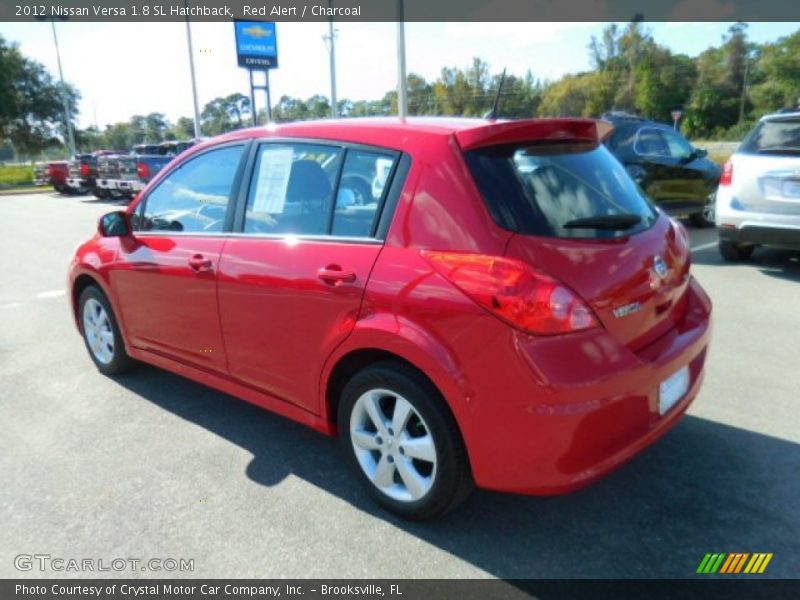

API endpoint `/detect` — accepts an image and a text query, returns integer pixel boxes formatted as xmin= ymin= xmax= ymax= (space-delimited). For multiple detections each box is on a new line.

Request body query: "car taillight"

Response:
xmin=80 ymin=163 xmax=90 ymax=177
xmin=421 ymin=251 xmax=598 ymax=335
xmin=719 ymin=160 xmax=733 ymax=186
xmin=137 ymin=162 xmax=149 ymax=180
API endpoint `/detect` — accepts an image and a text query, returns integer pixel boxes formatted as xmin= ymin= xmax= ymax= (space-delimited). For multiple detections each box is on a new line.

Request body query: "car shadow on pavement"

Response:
xmin=114 ymin=366 xmax=799 ymax=579
xmin=692 ymin=245 xmax=800 ymax=283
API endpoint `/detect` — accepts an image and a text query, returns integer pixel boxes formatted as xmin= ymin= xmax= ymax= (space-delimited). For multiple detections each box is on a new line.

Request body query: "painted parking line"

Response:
xmin=691 ymin=242 xmax=717 ymax=253
xmin=35 ymin=290 xmax=66 ymax=299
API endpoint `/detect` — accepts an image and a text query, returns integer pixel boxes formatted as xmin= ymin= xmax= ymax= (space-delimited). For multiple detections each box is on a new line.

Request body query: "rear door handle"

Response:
xmin=188 ymin=254 xmax=213 ymax=272
xmin=318 ymin=266 xmax=356 ymax=284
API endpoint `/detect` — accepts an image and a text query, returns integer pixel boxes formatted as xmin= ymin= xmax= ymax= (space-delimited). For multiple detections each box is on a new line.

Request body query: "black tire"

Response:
xmin=690 ymin=196 xmax=716 ymax=228
xmin=338 ymin=361 xmax=473 ymax=520
xmin=718 ymin=240 xmax=754 ymax=262
xmin=92 ymin=188 xmax=109 ymax=199
xmin=78 ymin=285 xmax=135 ymax=375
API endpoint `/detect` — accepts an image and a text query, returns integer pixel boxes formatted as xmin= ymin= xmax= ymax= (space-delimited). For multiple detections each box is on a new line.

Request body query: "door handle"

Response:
xmin=317 ymin=266 xmax=356 ymax=284
xmin=188 ymin=254 xmax=213 ymax=272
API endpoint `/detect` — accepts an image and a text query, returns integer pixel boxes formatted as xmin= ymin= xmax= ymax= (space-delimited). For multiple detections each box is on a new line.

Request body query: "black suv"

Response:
xmin=603 ymin=113 xmax=722 ymax=227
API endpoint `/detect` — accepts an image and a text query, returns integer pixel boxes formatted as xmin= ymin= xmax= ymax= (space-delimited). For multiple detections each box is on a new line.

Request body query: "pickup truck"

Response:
xmin=100 ymin=140 xmax=197 ymax=200
xmin=49 ymin=162 xmax=70 ymax=192
xmin=66 ymin=151 xmax=123 ymax=198
xmin=96 ymin=144 xmax=160 ymax=200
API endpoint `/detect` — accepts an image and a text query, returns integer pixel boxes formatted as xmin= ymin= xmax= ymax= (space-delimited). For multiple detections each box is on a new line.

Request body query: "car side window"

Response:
xmin=133 ymin=145 xmax=244 ymax=233
xmin=660 ymin=129 xmax=694 ymax=159
xmin=243 ymin=144 xmax=343 ymax=235
xmin=333 ymin=150 xmax=396 ymax=238
xmin=634 ymin=128 xmax=669 ymax=157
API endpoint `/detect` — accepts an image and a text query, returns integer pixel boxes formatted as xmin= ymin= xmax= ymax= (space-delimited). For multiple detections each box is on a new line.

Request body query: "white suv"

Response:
xmin=715 ymin=111 xmax=800 ymax=261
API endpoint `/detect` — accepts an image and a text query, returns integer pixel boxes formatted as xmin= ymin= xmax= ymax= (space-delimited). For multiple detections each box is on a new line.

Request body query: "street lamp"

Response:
xmin=47 ymin=19 xmax=76 ymax=157
xmin=184 ymin=1 xmax=202 ymax=137
xmin=322 ymin=11 xmax=338 ymax=118
xmin=396 ymin=0 xmax=408 ymax=119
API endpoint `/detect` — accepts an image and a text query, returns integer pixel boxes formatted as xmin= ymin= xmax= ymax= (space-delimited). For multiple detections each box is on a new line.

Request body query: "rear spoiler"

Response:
xmin=455 ymin=118 xmax=614 ymax=151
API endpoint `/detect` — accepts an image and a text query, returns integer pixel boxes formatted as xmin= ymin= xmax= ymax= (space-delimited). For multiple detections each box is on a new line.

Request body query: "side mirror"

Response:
xmin=693 ymin=147 xmax=708 ymax=159
xmin=98 ymin=211 xmax=130 ymax=237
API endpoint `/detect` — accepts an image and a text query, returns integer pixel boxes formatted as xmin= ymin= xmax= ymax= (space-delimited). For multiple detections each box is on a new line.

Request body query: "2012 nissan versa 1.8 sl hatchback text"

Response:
xmin=69 ymin=118 xmax=712 ymax=519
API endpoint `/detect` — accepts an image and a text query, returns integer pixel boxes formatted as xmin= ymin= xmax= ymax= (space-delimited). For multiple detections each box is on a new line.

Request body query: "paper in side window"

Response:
xmin=253 ymin=146 xmax=294 ymax=214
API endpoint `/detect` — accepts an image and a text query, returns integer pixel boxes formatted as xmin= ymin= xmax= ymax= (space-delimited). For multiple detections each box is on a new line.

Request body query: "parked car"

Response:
xmin=69 ymin=118 xmax=712 ymax=519
xmin=113 ymin=140 xmax=198 ymax=200
xmin=34 ymin=160 xmax=70 ymax=193
xmin=33 ymin=162 xmax=49 ymax=186
xmin=716 ymin=111 xmax=800 ymax=260
xmin=66 ymin=151 xmax=122 ymax=198
xmin=46 ymin=161 xmax=71 ymax=193
xmin=96 ymin=144 xmax=160 ymax=201
xmin=603 ymin=112 xmax=722 ymax=227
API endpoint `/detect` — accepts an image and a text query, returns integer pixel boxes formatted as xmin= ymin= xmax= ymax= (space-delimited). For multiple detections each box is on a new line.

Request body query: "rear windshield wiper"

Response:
xmin=563 ymin=214 xmax=642 ymax=230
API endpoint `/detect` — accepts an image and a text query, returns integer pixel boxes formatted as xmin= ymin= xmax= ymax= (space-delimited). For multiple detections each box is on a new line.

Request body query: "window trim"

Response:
xmin=632 ymin=127 xmax=670 ymax=158
xmin=232 ymin=137 xmax=406 ymax=242
xmin=132 ymin=140 xmax=251 ymax=236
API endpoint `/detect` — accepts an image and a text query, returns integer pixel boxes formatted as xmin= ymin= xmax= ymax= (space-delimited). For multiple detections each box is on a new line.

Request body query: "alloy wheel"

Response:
xmin=349 ymin=388 xmax=437 ymax=503
xmin=82 ymin=298 xmax=115 ymax=365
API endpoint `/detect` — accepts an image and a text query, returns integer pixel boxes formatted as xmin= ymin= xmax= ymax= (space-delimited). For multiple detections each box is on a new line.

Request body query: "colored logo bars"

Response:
xmin=696 ymin=553 xmax=773 ymax=574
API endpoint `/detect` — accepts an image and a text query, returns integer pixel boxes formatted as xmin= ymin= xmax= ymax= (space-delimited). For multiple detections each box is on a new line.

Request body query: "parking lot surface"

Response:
xmin=1 ymin=192 xmax=798 ymax=578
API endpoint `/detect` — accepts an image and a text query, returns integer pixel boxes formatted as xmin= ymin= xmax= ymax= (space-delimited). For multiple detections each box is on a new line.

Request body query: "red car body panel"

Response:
xmin=69 ymin=117 xmax=712 ymax=495
xmin=216 ymin=237 xmax=382 ymax=412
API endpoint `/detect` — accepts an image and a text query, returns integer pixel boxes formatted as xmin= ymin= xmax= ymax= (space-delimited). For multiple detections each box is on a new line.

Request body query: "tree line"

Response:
xmin=2 ymin=21 xmax=799 ymax=160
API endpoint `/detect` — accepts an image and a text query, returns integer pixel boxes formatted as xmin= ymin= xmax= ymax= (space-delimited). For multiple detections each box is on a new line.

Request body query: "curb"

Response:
xmin=0 ymin=187 xmax=55 ymax=196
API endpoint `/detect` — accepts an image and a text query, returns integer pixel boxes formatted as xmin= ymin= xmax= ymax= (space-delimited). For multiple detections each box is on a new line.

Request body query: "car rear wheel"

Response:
xmin=690 ymin=194 xmax=716 ymax=228
xmin=79 ymin=286 xmax=135 ymax=375
xmin=718 ymin=240 xmax=754 ymax=262
xmin=338 ymin=361 xmax=472 ymax=519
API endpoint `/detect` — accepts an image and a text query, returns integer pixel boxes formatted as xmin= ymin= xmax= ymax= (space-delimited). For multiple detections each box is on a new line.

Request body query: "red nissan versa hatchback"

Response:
xmin=69 ymin=118 xmax=712 ymax=519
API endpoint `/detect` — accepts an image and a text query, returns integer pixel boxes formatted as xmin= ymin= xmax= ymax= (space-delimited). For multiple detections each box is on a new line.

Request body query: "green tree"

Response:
xmin=0 ymin=34 xmax=80 ymax=158
xmin=201 ymin=93 xmax=251 ymax=135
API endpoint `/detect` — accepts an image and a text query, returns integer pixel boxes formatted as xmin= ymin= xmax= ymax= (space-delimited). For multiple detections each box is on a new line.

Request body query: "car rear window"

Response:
xmin=740 ymin=119 xmax=800 ymax=155
xmin=464 ymin=141 xmax=658 ymax=239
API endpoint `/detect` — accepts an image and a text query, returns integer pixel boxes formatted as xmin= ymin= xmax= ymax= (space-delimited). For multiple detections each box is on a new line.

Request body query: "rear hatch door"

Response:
xmin=461 ymin=126 xmax=691 ymax=350
xmin=732 ymin=116 xmax=800 ymax=215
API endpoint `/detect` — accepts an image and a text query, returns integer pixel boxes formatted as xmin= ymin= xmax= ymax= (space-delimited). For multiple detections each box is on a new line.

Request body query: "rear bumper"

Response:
xmin=719 ymin=224 xmax=800 ymax=250
xmin=66 ymin=177 xmax=89 ymax=189
xmin=716 ymin=185 xmax=800 ymax=249
xmin=96 ymin=178 xmax=142 ymax=193
xmin=458 ymin=277 xmax=712 ymax=495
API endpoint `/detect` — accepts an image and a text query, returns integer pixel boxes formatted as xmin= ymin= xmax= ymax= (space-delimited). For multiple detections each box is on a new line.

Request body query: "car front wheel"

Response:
xmin=338 ymin=362 xmax=472 ymax=519
xmin=79 ymin=286 xmax=135 ymax=375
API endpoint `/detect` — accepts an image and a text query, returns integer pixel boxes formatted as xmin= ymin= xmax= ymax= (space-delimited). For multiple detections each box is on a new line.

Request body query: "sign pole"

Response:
xmin=265 ymin=69 xmax=272 ymax=123
xmin=249 ymin=69 xmax=257 ymax=127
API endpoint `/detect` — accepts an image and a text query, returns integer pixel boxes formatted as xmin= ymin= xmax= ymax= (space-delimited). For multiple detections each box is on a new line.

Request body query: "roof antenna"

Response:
xmin=484 ymin=68 xmax=506 ymax=120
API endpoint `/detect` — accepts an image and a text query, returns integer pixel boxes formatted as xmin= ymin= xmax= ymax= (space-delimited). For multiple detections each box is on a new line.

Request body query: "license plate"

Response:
xmin=782 ymin=181 xmax=800 ymax=198
xmin=659 ymin=366 xmax=690 ymax=415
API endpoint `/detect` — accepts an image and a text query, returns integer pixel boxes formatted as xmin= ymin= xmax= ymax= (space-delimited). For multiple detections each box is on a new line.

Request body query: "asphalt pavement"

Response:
xmin=1 ymin=192 xmax=798 ymax=579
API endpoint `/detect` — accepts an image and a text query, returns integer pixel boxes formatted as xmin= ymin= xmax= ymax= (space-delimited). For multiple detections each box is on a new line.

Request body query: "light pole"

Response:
xmin=184 ymin=1 xmax=202 ymax=137
xmin=323 ymin=11 xmax=339 ymax=118
xmin=49 ymin=21 xmax=76 ymax=157
xmin=396 ymin=0 xmax=408 ymax=118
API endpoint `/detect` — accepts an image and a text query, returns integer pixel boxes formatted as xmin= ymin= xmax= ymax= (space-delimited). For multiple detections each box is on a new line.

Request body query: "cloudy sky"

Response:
xmin=1 ymin=21 xmax=797 ymax=128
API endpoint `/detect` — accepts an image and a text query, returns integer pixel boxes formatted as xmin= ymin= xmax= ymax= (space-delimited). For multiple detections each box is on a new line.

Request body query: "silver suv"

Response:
xmin=715 ymin=111 xmax=800 ymax=260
